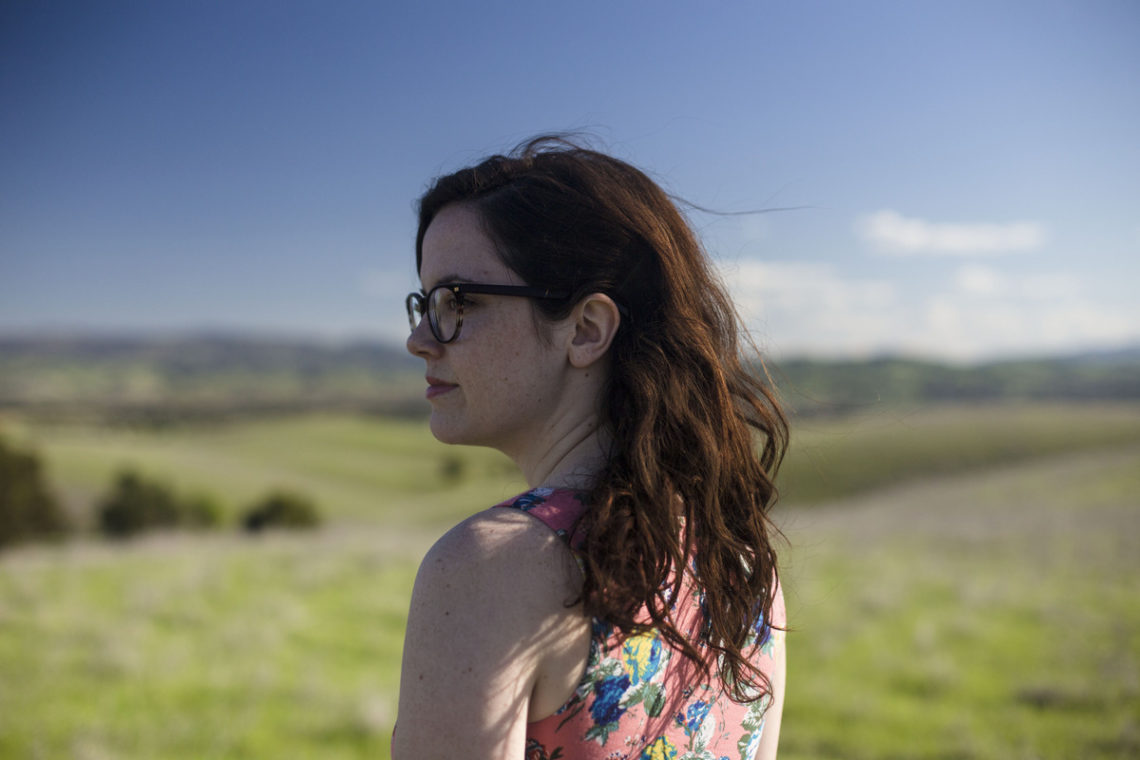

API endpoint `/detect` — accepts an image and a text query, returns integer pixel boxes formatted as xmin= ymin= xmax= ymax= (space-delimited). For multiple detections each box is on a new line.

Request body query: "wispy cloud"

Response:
xmin=858 ymin=209 xmax=1046 ymax=256
xmin=954 ymin=265 xmax=1074 ymax=300
xmin=717 ymin=259 xmax=900 ymax=356
xmin=719 ymin=257 xmax=1135 ymax=360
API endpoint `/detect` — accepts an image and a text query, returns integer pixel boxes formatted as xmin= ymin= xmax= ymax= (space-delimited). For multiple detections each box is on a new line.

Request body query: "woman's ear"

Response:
xmin=567 ymin=293 xmax=621 ymax=369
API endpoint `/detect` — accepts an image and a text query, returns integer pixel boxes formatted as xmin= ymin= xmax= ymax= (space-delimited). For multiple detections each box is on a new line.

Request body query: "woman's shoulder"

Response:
xmin=396 ymin=491 xmax=589 ymax=756
xmin=416 ymin=488 xmax=585 ymax=599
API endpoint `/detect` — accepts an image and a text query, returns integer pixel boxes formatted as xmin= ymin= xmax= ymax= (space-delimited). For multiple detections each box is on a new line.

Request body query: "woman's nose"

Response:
xmin=406 ymin=315 xmax=442 ymax=358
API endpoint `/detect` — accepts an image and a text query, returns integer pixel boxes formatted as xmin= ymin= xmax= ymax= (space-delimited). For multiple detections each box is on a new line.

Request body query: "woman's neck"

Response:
xmin=512 ymin=414 xmax=612 ymax=491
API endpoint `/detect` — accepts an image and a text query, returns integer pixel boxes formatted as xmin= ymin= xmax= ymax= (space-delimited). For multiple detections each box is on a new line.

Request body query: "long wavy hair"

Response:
xmin=415 ymin=136 xmax=788 ymax=702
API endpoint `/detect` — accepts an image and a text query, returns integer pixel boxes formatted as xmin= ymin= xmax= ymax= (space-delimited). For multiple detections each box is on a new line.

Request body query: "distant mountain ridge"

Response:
xmin=1 ymin=333 xmax=1137 ymax=419
xmin=774 ymin=351 xmax=1140 ymax=412
xmin=0 ymin=332 xmax=419 ymax=370
xmin=0 ymin=333 xmax=422 ymax=419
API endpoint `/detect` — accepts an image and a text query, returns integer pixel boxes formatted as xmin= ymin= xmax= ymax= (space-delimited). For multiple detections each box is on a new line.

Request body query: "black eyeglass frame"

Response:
xmin=406 ymin=283 xmax=570 ymax=344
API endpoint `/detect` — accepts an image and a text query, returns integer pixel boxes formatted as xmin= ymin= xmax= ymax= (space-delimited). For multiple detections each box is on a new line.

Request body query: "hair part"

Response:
xmin=416 ymin=135 xmax=789 ymax=702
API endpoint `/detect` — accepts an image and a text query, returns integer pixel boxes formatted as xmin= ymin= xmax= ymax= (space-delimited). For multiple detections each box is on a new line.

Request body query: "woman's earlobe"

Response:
xmin=568 ymin=294 xmax=620 ymax=369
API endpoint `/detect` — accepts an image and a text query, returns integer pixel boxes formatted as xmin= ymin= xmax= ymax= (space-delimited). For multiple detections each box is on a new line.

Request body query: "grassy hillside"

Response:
xmin=776 ymin=443 xmax=1140 ymax=759
xmin=780 ymin=402 xmax=1140 ymax=502
xmin=4 ymin=403 xmax=1140 ymax=531
xmin=2 ymin=404 xmax=1139 ymax=758
xmin=3 ymin=414 xmax=526 ymax=530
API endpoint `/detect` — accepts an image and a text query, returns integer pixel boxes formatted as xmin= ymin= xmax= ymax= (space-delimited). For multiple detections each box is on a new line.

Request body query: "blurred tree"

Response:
xmin=241 ymin=490 xmax=321 ymax=532
xmin=0 ymin=437 xmax=70 ymax=549
xmin=439 ymin=453 xmax=466 ymax=485
xmin=97 ymin=469 xmax=184 ymax=537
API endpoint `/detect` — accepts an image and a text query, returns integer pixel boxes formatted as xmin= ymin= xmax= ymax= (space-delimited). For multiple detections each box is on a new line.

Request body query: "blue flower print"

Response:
xmin=589 ymin=674 xmax=631 ymax=726
xmin=754 ymin=620 xmax=771 ymax=648
xmin=512 ymin=489 xmax=551 ymax=513
xmin=525 ymin=738 xmax=563 ymax=760
xmin=749 ymin=599 xmax=774 ymax=649
xmin=681 ymin=700 xmax=710 ymax=736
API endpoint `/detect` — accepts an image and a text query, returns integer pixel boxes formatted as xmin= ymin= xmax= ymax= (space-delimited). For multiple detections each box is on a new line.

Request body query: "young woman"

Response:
xmin=394 ymin=137 xmax=788 ymax=760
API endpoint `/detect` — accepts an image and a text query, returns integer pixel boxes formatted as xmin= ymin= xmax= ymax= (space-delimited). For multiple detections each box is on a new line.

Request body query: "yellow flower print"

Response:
xmin=622 ymin=632 xmax=663 ymax=685
xmin=640 ymin=735 xmax=677 ymax=760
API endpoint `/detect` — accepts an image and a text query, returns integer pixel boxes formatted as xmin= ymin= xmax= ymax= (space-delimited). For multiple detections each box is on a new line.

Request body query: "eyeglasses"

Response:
xmin=406 ymin=283 xmax=569 ymax=344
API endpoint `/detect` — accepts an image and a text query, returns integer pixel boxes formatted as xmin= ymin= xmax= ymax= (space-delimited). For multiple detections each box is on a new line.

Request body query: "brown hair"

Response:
xmin=415 ymin=136 xmax=788 ymax=702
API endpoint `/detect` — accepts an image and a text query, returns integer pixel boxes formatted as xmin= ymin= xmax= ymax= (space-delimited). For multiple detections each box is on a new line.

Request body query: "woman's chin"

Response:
xmin=428 ymin=414 xmax=466 ymax=446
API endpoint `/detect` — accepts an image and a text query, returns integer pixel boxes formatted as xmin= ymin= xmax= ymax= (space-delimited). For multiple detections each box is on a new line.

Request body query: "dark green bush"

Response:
xmin=97 ymin=470 xmax=221 ymax=537
xmin=241 ymin=490 xmax=321 ymax=532
xmin=439 ymin=453 xmax=466 ymax=485
xmin=0 ymin=437 xmax=70 ymax=549
xmin=98 ymin=470 xmax=182 ymax=537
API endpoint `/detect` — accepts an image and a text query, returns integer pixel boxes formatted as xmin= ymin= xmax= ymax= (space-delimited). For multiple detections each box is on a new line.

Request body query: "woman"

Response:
xmin=395 ymin=137 xmax=788 ymax=759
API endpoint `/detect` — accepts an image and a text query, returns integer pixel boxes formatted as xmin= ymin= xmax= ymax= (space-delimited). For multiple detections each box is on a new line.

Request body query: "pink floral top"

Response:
xmin=496 ymin=488 xmax=786 ymax=760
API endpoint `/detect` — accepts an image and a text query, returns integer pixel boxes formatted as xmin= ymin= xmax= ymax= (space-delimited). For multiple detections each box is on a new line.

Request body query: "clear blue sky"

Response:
xmin=3 ymin=0 xmax=1137 ymax=360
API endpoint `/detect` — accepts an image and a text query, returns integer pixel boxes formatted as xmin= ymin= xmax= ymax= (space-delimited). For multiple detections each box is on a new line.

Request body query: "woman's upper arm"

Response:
xmin=392 ymin=509 xmax=573 ymax=759
xmin=754 ymin=633 xmax=785 ymax=760
xmin=755 ymin=601 xmax=787 ymax=760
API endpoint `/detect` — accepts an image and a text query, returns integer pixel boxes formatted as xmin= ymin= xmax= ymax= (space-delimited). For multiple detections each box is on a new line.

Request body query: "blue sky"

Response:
xmin=2 ymin=0 xmax=1138 ymax=360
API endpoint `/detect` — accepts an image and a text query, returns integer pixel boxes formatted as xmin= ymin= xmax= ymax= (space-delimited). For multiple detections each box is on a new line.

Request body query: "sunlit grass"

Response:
xmin=1 ymin=404 xmax=1139 ymax=758
xmin=777 ymin=445 xmax=1140 ymax=759
xmin=0 ymin=528 xmax=429 ymax=760
xmin=779 ymin=402 xmax=1140 ymax=503
xmin=7 ymin=403 xmax=1140 ymax=530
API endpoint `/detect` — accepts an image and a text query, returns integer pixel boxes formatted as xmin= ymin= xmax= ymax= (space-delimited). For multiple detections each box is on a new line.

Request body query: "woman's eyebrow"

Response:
xmin=423 ymin=273 xmax=473 ymax=290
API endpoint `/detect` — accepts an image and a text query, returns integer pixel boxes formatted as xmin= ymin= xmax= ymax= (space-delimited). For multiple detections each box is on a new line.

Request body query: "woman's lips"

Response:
xmin=425 ymin=376 xmax=458 ymax=400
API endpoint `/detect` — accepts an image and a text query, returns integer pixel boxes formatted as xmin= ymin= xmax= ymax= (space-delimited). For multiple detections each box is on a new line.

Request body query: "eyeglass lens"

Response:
xmin=427 ymin=287 xmax=460 ymax=342
xmin=407 ymin=288 xmax=461 ymax=343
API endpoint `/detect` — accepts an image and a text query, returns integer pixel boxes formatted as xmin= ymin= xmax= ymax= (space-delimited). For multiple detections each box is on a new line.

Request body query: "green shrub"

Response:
xmin=96 ymin=470 xmax=222 ymax=537
xmin=439 ymin=453 xmax=466 ymax=485
xmin=98 ymin=470 xmax=183 ymax=537
xmin=0 ymin=437 xmax=69 ymax=549
xmin=241 ymin=490 xmax=321 ymax=532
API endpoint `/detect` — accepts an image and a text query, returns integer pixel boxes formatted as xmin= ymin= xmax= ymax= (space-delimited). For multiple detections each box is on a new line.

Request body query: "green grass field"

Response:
xmin=1 ymin=403 xmax=1138 ymax=758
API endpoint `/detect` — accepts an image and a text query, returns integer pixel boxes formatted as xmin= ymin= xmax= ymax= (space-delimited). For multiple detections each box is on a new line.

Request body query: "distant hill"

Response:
xmin=775 ymin=350 xmax=1140 ymax=413
xmin=0 ymin=333 xmax=423 ymax=421
xmin=1 ymin=333 xmax=1137 ymax=421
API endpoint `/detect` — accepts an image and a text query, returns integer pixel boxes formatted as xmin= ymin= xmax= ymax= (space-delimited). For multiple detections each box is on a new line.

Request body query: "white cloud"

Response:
xmin=858 ymin=209 xmax=1046 ymax=256
xmin=1020 ymin=273 xmax=1074 ymax=300
xmin=955 ymin=265 xmax=1003 ymax=295
xmin=910 ymin=295 xmax=1134 ymax=360
xmin=718 ymin=257 xmax=1137 ymax=360
xmin=953 ymin=266 xmax=1077 ymax=301
xmin=717 ymin=259 xmax=901 ymax=357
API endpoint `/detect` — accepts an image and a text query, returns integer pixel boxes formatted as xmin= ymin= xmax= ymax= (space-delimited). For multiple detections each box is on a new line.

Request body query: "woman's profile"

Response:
xmin=394 ymin=136 xmax=788 ymax=759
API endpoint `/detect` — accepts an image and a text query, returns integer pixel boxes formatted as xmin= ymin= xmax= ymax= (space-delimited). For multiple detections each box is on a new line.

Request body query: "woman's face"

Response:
xmin=407 ymin=203 xmax=574 ymax=456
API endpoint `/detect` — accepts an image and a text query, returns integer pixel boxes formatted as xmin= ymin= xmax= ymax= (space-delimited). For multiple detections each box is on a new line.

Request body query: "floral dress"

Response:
xmin=496 ymin=488 xmax=786 ymax=760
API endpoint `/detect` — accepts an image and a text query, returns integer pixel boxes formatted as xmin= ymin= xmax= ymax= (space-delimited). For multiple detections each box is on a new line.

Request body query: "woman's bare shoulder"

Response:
xmin=421 ymin=505 xmax=575 ymax=577
xmin=394 ymin=505 xmax=584 ymax=756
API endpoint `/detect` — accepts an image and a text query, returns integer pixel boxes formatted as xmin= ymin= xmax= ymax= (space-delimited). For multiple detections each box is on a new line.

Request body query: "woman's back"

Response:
xmin=396 ymin=137 xmax=788 ymax=759
xmin=497 ymin=487 xmax=785 ymax=760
